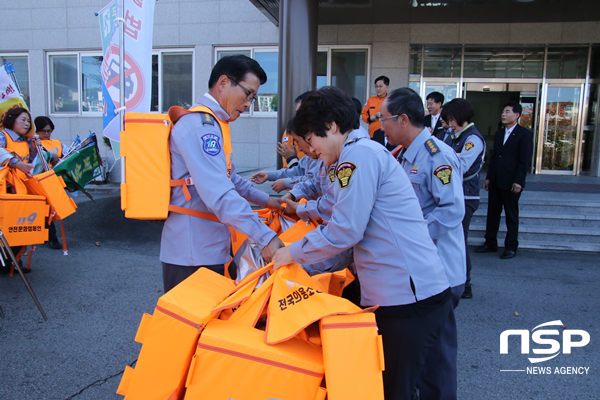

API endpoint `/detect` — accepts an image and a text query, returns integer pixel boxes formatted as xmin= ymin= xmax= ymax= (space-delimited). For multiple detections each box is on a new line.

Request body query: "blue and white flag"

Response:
xmin=98 ymin=0 xmax=155 ymax=144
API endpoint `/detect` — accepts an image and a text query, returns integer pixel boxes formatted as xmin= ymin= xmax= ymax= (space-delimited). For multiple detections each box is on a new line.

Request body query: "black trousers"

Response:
xmin=417 ymin=284 xmax=464 ymax=400
xmin=371 ymin=129 xmax=386 ymax=146
xmin=484 ymin=185 xmax=521 ymax=250
xmin=375 ymin=294 xmax=452 ymax=400
xmin=463 ymin=199 xmax=479 ymax=288
xmin=47 ymin=221 xmax=58 ymax=242
xmin=162 ymin=262 xmax=224 ymax=293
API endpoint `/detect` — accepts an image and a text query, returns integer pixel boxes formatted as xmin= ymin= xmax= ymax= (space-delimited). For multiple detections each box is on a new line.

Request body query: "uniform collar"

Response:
xmin=402 ymin=128 xmax=430 ymax=164
xmin=3 ymin=128 xmax=26 ymax=142
xmin=343 ymin=127 xmax=368 ymax=146
xmin=195 ymin=93 xmax=231 ymax=121
xmin=451 ymin=122 xmax=474 ymax=140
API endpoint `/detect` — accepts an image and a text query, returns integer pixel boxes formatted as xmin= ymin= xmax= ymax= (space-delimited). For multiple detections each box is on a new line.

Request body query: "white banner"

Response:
xmin=99 ymin=0 xmax=155 ymax=141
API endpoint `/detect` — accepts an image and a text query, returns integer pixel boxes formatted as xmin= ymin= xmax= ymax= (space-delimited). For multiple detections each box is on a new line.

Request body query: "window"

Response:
xmin=463 ymin=46 xmax=545 ymax=79
xmin=1 ymin=54 xmax=30 ymax=108
xmin=215 ymin=45 xmax=370 ymax=115
xmin=546 ymin=47 xmax=588 ymax=79
xmin=48 ymin=52 xmax=103 ymax=114
xmin=423 ymin=46 xmax=462 ymax=78
xmin=216 ymin=47 xmax=278 ymax=116
xmin=151 ymin=50 xmax=194 ymax=112
xmin=318 ymin=46 xmax=369 ymax=104
xmin=49 ymin=50 xmax=193 ymax=115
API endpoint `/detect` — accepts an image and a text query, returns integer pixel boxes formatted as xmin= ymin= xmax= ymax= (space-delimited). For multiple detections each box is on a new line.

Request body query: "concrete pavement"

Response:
xmin=0 ymin=193 xmax=598 ymax=400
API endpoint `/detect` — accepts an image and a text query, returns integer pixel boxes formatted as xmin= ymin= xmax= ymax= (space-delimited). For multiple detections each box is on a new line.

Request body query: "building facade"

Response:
xmin=1 ymin=0 xmax=599 ymax=176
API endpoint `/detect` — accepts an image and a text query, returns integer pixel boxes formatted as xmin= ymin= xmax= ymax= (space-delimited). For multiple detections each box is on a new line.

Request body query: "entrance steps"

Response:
xmin=468 ymin=196 xmax=600 ymax=253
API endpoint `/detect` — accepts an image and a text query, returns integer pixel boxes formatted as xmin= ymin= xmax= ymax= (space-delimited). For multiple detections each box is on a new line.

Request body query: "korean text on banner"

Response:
xmin=98 ymin=0 xmax=155 ymax=142
xmin=0 ymin=66 xmax=29 ymax=132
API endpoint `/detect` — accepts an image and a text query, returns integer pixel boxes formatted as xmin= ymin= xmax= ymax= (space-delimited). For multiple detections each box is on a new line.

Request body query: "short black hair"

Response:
xmin=386 ymin=88 xmax=425 ymax=129
xmin=441 ymin=98 xmax=475 ymax=126
xmin=34 ymin=116 xmax=55 ymax=132
xmin=294 ymin=91 xmax=311 ymax=104
xmin=294 ymin=87 xmax=359 ymax=138
xmin=375 ymin=75 xmax=389 ymax=86
xmin=426 ymin=91 xmax=444 ymax=105
xmin=503 ymin=101 xmax=522 ymax=117
xmin=208 ymin=55 xmax=267 ymax=89
xmin=286 ymin=116 xmax=296 ymax=134
xmin=2 ymin=107 xmax=31 ymax=131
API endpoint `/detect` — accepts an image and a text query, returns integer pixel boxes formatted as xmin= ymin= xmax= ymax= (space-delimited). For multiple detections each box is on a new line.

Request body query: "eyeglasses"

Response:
xmin=38 ymin=129 xmax=53 ymax=134
xmin=229 ymin=77 xmax=258 ymax=103
xmin=380 ymin=115 xmax=399 ymax=123
xmin=374 ymin=85 xmax=387 ymax=89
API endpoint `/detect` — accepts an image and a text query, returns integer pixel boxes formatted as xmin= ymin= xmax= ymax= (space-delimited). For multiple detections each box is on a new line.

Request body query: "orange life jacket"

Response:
xmin=41 ymin=139 xmax=62 ymax=157
xmin=1 ymin=129 xmax=30 ymax=161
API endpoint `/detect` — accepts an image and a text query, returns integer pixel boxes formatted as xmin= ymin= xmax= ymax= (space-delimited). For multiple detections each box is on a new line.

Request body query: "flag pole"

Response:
xmin=118 ymin=0 xmax=126 ymax=186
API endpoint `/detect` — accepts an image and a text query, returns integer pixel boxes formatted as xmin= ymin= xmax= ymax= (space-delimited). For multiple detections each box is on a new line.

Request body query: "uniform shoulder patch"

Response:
xmin=328 ymin=165 xmax=336 ymax=183
xmin=283 ymin=136 xmax=289 ymax=142
xmin=201 ymin=134 xmax=221 ymax=156
xmin=424 ymin=139 xmax=440 ymax=156
xmin=200 ymin=112 xmax=215 ymax=126
xmin=336 ymin=162 xmax=356 ymax=189
xmin=465 ymin=141 xmax=475 ymax=151
xmin=433 ymin=164 xmax=452 ymax=185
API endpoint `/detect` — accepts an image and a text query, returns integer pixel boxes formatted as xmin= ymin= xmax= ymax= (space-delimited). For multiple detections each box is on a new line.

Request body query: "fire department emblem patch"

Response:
xmin=336 ymin=162 xmax=357 ymax=189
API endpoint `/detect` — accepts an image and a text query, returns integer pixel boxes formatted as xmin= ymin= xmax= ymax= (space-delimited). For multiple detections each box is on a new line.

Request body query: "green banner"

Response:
xmin=53 ymin=145 xmax=102 ymax=191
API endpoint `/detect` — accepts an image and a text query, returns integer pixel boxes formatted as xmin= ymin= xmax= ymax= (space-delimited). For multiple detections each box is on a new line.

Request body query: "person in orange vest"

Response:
xmin=34 ymin=116 xmax=66 ymax=163
xmin=34 ymin=116 xmax=64 ymax=250
xmin=0 ymin=107 xmax=36 ymax=178
xmin=361 ymin=75 xmax=389 ymax=147
xmin=0 ymin=107 xmax=40 ymax=274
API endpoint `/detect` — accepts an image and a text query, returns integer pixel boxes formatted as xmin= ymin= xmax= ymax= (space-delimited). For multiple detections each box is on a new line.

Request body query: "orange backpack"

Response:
xmin=120 ymin=106 xmax=232 ymax=221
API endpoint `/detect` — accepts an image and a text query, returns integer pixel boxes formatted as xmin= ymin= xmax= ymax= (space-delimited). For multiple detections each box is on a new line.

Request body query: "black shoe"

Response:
xmin=475 ymin=244 xmax=498 ymax=253
xmin=0 ymin=266 xmax=10 ymax=275
xmin=47 ymin=240 xmax=62 ymax=250
xmin=500 ymin=249 xmax=517 ymax=259
xmin=461 ymin=286 xmax=472 ymax=299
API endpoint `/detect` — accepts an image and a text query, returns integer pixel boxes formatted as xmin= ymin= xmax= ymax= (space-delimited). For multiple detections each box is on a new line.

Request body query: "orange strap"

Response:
xmin=170 ymin=178 xmax=192 ymax=201
xmin=167 ymin=204 xmax=221 ymax=223
xmin=60 ymin=221 xmax=68 ymax=255
xmin=168 ymin=105 xmax=233 ymax=178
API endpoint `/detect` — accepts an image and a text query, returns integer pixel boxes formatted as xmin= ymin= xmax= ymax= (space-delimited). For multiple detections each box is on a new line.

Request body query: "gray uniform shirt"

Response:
xmin=398 ymin=129 xmax=466 ymax=287
xmin=289 ymin=130 xmax=450 ymax=307
xmin=292 ymin=127 xmax=370 ymax=222
xmin=160 ymin=94 xmax=277 ymax=266
xmin=267 ymin=155 xmax=320 ymax=190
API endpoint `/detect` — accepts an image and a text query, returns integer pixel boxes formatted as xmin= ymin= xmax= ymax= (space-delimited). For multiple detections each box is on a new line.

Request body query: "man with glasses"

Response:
xmin=160 ymin=55 xmax=284 ymax=292
xmin=361 ymin=75 xmax=390 ymax=147
xmin=381 ymin=88 xmax=466 ymax=400
xmin=424 ymin=91 xmax=446 ymax=140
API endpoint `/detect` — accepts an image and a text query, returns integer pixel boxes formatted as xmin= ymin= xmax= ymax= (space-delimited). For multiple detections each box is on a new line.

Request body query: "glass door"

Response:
xmin=422 ymin=81 xmax=461 ymax=103
xmin=539 ymin=84 xmax=584 ymax=173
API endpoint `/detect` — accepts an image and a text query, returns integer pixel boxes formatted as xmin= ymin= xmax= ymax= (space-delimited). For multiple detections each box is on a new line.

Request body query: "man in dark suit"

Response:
xmin=476 ymin=101 xmax=533 ymax=259
xmin=424 ymin=91 xmax=446 ymax=140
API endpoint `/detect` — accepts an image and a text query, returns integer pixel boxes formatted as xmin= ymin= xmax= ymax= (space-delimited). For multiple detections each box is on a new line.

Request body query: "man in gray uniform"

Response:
xmin=161 ymin=55 xmax=284 ymax=292
xmin=381 ymin=88 xmax=466 ymax=400
xmin=273 ymin=86 xmax=452 ymax=400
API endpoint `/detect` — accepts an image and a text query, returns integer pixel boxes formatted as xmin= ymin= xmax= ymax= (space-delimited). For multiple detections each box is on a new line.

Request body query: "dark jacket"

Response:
xmin=424 ymin=114 xmax=445 ymax=141
xmin=486 ymin=124 xmax=534 ymax=190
